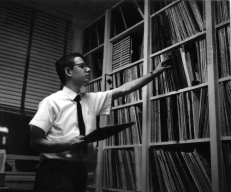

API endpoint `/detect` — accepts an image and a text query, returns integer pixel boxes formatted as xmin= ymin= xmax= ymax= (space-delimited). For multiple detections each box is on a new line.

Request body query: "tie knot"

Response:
xmin=74 ymin=95 xmax=81 ymax=102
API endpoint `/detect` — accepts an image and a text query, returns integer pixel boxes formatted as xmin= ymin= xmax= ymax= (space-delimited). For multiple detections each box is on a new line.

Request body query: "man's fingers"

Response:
xmin=163 ymin=56 xmax=171 ymax=63
xmin=161 ymin=62 xmax=170 ymax=67
xmin=163 ymin=52 xmax=172 ymax=62
xmin=78 ymin=135 xmax=85 ymax=140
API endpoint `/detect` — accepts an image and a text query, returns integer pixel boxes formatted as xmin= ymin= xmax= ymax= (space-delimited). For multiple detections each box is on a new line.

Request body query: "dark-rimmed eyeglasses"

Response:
xmin=71 ymin=63 xmax=89 ymax=70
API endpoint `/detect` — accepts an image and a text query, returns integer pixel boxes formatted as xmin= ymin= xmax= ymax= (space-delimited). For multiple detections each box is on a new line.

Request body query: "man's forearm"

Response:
xmin=30 ymin=137 xmax=72 ymax=153
xmin=30 ymin=126 xmax=85 ymax=153
xmin=120 ymin=71 xmax=153 ymax=94
xmin=112 ymin=71 xmax=158 ymax=101
xmin=111 ymin=55 xmax=171 ymax=101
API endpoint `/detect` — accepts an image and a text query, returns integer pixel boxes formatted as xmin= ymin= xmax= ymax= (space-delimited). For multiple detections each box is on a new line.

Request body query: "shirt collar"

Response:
xmin=62 ymin=86 xmax=80 ymax=101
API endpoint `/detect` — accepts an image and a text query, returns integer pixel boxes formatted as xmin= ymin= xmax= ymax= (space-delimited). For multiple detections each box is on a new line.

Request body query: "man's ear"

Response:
xmin=65 ymin=67 xmax=72 ymax=77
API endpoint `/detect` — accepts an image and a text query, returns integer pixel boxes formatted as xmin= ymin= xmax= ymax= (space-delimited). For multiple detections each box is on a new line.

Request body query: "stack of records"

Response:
xmin=112 ymin=36 xmax=132 ymax=70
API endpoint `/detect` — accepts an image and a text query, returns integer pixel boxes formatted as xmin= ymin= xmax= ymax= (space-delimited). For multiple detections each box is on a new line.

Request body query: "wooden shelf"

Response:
xmin=83 ymin=44 xmax=104 ymax=57
xmin=102 ymin=187 xmax=134 ymax=192
xmin=110 ymin=21 xmax=144 ymax=44
xmin=107 ymin=59 xmax=144 ymax=75
xmin=221 ymin=136 xmax=231 ymax=141
xmin=104 ymin=144 xmax=141 ymax=149
xmin=151 ymin=0 xmax=181 ymax=18
xmin=111 ymin=100 xmax=142 ymax=110
xmin=150 ymin=31 xmax=206 ymax=58
xmin=150 ymin=138 xmax=210 ymax=147
xmin=84 ymin=76 xmax=102 ymax=85
xmin=150 ymin=82 xmax=208 ymax=100
xmin=218 ymin=76 xmax=231 ymax=83
xmin=215 ymin=20 xmax=230 ymax=29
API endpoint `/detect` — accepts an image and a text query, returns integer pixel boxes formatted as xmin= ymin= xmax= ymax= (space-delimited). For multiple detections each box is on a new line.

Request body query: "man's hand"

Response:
xmin=30 ymin=126 xmax=87 ymax=153
xmin=69 ymin=135 xmax=86 ymax=150
xmin=153 ymin=54 xmax=171 ymax=76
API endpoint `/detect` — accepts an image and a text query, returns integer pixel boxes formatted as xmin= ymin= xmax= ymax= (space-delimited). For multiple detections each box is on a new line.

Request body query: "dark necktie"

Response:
xmin=74 ymin=95 xmax=88 ymax=153
xmin=75 ymin=95 xmax=85 ymax=136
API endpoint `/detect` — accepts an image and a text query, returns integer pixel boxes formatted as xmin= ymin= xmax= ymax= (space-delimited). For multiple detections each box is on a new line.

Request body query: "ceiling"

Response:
xmin=31 ymin=0 xmax=117 ymax=22
xmin=4 ymin=0 xmax=119 ymax=28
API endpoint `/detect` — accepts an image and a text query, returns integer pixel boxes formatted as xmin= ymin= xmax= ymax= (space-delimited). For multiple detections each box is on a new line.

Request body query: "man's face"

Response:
xmin=69 ymin=57 xmax=90 ymax=86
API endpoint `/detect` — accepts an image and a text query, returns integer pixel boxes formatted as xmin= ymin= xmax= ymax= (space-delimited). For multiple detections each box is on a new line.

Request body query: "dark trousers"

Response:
xmin=33 ymin=159 xmax=88 ymax=192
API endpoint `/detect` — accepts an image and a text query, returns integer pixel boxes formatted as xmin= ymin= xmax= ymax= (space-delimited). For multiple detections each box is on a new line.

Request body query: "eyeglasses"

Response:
xmin=71 ymin=63 xmax=89 ymax=70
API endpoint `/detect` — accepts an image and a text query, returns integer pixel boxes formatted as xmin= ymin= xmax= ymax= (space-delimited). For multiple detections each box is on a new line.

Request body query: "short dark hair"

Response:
xmin=55 ymin=52 xmax=85 ymax=85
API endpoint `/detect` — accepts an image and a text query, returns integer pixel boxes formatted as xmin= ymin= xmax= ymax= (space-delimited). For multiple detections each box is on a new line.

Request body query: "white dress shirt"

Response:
xmin=29 ymin=86 xmax=112 ymax=163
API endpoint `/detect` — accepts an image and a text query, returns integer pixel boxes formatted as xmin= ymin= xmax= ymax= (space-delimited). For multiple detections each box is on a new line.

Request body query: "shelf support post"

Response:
xmin=206 ymin=1 xmax=223 ymax=191
xmin=95 ymin=8 xmax=112 ymax=192
xmin=141 ymin=0 xmax=151 ymax=192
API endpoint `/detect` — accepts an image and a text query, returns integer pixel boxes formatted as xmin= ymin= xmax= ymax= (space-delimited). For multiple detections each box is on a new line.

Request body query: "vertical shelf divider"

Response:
xmin=141 ymin=0 xmax=151 ymax=192
xmin=206 ymin=0 xmax=223 ymax=191
xmin=95 ymin=8 xmax=112 ymax=192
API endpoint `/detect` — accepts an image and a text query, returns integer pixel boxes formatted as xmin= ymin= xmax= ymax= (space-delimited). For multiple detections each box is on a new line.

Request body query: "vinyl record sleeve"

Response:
xmin=84 ymin=122 xmax=135 ymax=143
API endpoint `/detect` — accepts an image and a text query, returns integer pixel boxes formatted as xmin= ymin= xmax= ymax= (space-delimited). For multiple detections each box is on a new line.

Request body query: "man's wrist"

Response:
xmin=150 ymin=71 xmax=154 ymax=80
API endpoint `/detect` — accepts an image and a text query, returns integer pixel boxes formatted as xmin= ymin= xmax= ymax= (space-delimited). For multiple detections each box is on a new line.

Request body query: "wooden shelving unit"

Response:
xmin=81 ymin=0 xmax=231 ymax=191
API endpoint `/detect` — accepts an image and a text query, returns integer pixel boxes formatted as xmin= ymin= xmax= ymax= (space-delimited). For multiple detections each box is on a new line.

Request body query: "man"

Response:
xmin=30 ymin=52 xmax=170 ymax=191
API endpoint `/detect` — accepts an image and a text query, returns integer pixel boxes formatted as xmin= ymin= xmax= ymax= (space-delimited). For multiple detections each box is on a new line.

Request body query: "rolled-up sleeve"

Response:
xmin=88 ymin=90 xmax=112 ymax=116
xmin=29 ymin=98 xmax=54 ymax=134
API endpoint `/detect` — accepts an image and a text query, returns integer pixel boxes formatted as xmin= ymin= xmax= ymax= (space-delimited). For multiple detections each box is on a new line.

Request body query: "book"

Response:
xmin=174 ymin=151 xmax=198 ymax=192
xmin=150 ymin=149 xmax=211 ymax=192
xmin=186 ymin=91 xmax=193 ymax=139
xmin=117 ymin=149 xmax=127 ymax=190
xmin=152 ymin=50 xmax=191 ymax=96
xmin=103 ymin=148 xmax=142 ymax=191
xmin=192 ymin=150 xmax=212 ymax=189
xmin=95 ymin=24 xmax=100 ymax=46
xmin=124 ymin=150 xmax=136 ymax=190
xmin=165 ymin=151 xmax=186 ymax=191
xmin=132 ymin=0 xmax=144 ymax=18
xmin=222 ymin=142 xmax=231 ymax=191
xmin=215 ymin=0 xmax=230 ymax=24
xmin=111 ymin=6 xmax=127 ymax=36
xmin=102 ymin=149 xmax=109 ymax=187
xmin=180 ymin=46 xmax=193 ymax=86
xmin=133 ymin=146 xmax=142 ymax=191
xmin=114 ymin=149 xmax=123 ymax=188
xmin=217 ymin=27 xmax=230 ymax=77
xmin=119 ymin=6 xmax=127 ymax=30
xmin=219 ymin=82 xmax=231 ymax=136
xmin=198 ymin=88 xmax=209 ymax=138
xmin=181 ymin=150 xmax=211 ymax=192
xmin=129 ymin=106 xmax=140 ymax=144
xmin=156 ymin=100 xmax=161 ymax=142
xmin=107 ymin=149 xmax=113 ymax=187
xmin=160 ymin=98 xmax=168 ymax=142
xmin=181 ymin=152 xmax=204 ymax=191
xmin=191 ymin=90 xmax=200 ymax=139
xmin=188 ymin=0 xmax=205 ymax=31
xmin=152 ymin=149 xmax=166 ymax=191
xmin=134 ymin=106 xmax=142 ymax=143
xmin=106 ymin=106 xmax=143 ymax=146
xmin=156 ymin=149 xmax=173 ymax=191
